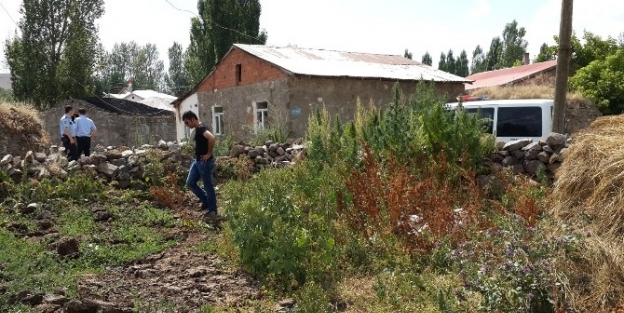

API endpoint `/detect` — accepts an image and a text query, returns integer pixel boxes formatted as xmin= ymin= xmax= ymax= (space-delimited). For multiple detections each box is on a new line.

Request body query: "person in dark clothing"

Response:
xmin=182 ymin=111 xmax=219 ymax=219
xmin=60 ymin=105 xmax=79 ymax=161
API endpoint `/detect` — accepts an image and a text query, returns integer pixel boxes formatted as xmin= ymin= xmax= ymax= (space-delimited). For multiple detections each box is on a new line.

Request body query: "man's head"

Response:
xmin=64 ymin=105 xmax=74 ymax=116
xmin=78 ymin=108 xmax=87 ymax=115
xmin=182 ymin=111 xmax=200 ymax=128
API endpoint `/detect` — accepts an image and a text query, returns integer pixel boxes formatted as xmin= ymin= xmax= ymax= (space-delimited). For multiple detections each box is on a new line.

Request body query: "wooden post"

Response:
xmin=552 ymin=0 xmax=574 ymax=134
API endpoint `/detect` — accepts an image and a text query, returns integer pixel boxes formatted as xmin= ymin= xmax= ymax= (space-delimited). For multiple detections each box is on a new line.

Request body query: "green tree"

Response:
xmin=570 ymin=49 xmax=624 ymax=115
xmin=167 ymin=42 xmax=190 ymax=96
xmin=535 ymin=43 xmax=557 ymax=62
xmin=403 ymin=49 xmax=413 ymax=60
xmin=470 ymin=45 xmax=486 ymax=74
xmin=455 ymin=50 xmax=470 ymax=77
xmin=421 ymin=51 xmax=432 ymax=66
xmin=438 ymin=52 xmax=447 ymax=71
xmin=445 ymin=49 xmax=456 ymax=74
xmin=184 ymin=0 xmax=268 ymax=86
xmin=485 ymin=37 xmax=503 ymax=71
xmin=499 ymin=19 xmax=528 ymax=67
xmin=4 ymin=0 xmax=104 ymax=109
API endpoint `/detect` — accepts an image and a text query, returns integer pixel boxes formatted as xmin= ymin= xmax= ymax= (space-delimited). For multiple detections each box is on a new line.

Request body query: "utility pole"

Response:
xmin=552 ymin=0 xmax=573 ymax=134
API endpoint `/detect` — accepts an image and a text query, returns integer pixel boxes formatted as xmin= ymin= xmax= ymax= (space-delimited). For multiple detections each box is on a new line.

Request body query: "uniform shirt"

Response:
xmin=59 ymin=114 xmax=76 ymax=137
xmin=75 ymin=116 xmax=97 ymax=137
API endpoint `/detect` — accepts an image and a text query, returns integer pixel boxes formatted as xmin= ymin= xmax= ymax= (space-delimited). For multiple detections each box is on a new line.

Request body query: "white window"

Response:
xmin=212 ymin=106 xmax=224 ymax=135
xmin=255 ymin=101 xmax=268 ymax=133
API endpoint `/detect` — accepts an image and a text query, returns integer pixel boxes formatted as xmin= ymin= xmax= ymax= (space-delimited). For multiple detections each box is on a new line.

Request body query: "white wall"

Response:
xmin=175 ymin=93 xmax=199 ymax=142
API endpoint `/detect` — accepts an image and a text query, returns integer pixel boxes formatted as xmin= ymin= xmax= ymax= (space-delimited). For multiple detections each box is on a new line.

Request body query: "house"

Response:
xmin=172 ymin=44 xmax=471 ymax=141
xmin=41 ymin=97 xmax=176 ymax=147
xmin=465 ymin=59 xmax=558 ymax=91
xmin=104 ymin=88 xmax=176 ymax=112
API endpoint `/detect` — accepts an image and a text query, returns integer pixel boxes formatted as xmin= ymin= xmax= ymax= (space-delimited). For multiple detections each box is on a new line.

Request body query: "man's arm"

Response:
xmin=202 ymin=130 xmax=216 ymax=159
xmin=63 ymin=121 xmax=75 ymax=144
xmin=90 ymin=121 xmax=98 ymax=137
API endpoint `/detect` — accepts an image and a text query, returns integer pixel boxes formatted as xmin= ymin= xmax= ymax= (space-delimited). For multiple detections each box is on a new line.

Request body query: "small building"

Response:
xmin=104 ymin=89 xmax=177 ymax=112
xmin=465 ymin=60 xmax=557 ymax=91
xmin=172 ymin=44 xmax=471 ymax=141
xmin=41 ymin=97 xmax=176 ymax=147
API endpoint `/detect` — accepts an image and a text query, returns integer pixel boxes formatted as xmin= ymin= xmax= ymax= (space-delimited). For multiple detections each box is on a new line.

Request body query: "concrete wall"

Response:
xmin=198 ymin=78 xmax=290 ymax=141
xmin=175 ymin=93 xmax=199 ymax=142
xmin=286 ymin=76 xmax=465 ymax=137
xmin=41 ymin=100 xmax=176 ymax=147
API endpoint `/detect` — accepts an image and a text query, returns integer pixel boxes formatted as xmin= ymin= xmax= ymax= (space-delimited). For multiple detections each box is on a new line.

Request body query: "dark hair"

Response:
xmin=72 ymin=113 xmax=78 ymax=121
xmin=182 ymin=110 xmax=198 ymax=121
xmin=64 ymin=105 xmax=74 ymax=114
xmin=78 ymin=108 xmax=86 ymax=114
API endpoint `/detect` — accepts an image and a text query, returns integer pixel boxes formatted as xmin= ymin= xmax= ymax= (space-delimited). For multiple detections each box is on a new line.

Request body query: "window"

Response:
xmin=235 ymin=64 xmax=242 ymax=83
xmin=497 ymin=107 xmax=542 ymax=137
xmin=184 ymin=126 xmax=191 ymax=139
xmin=465 ymin=108 xmax=494 ymax=134
xmin=212 ymin=106 xmax=224 ymax=135
xmin=255 ymin=101 xmax=268 ymax=133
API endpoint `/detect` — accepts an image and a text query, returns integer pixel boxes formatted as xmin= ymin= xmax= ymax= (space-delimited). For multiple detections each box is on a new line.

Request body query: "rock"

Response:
xmin=495 ymin=141 xmax=506 ymax=150
xmin=20 ymin=203 xmax=39 ymax=214
xmin=64 ymin=299 xmax=99 ymax=313
xmin=34 ymin=303 xmax=61 ymax=313
xmin=134 ymin=149 xmax=148 ymax=157
xmin=121 ymin=150 xmax=134 ymax=158
xmin=37 ymin=219 xmax=54 ymax=231
xmin=510 ymin=164 xmax=525 ymax=174
xmin=20 ymin=292 xmax=44 ymax=306
xmin=489 ymin=152 xmax=505 ymax=163
xmin=502 ymin=156 xmax=519 ymax=166
xmin=158 ymin=140 xmax=168 ymax=149
xmin=105 ymin=149 xmax=123 ymax=160
xmin=524 ymin=149 xmax=540 ymax=160
xmin=248 ymin=149 xmax=261 ymax=159
xmin=276 ymin=147 xmax=286 ymax=156
xmin=546 ymin=133 xmax=567 ymax=147
xmin=82 ymin=299 xmax=127 ymax=313
xmin=511 ymin=150 xmax=525 ymax=160
xmin=5 ymin=222 xmax=28 ymax=234
xmin=522 ymin=142 xmax=542 ymax=151
xmin=97 ymin=163 xmax=119 ymax=177
xmin=524 ymin=160 xmax=547 ymax=176
xmin=503 ymin=139 xmax=531 ymax=152
xmin=0 ymin=154 xmax=12 ymax=166
xmin=47 ymin=163 xmax=68 ymax=178
xmin=34 ymin=152 xmax=47 ymax=163
xmin=110 ymin=158 xmax=127 ymax=167
xmin=43 ymin=294 xmax=68 ymax=306
xmin=547 ymin=162 xmax=562 ymax=173
xmin=56 ymin=238 xmax=80 ymax=258
xmin=67 ymin=161 xmax=81 ymax=171
xmin=537 ymin=151 xmax=551 ymax=163
xmin=229 ymin=145 xmax=246 ymax=158
xmin=94 ymin=210 xmax=112 ymax=222
xmin=168 ymin=142 xmax=180 ymax=152
xmin=26 ymin=160 xmax=42 ymax=175
xmin=24 ymin=151 xmax=35 ymax=163
xmin=550 ymin=153 xmax=564 ymax=163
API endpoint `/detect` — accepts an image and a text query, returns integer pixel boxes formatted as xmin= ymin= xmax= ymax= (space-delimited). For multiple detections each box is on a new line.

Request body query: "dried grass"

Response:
xmin=550 ymin=114 xmax=624 ymax=311
xmin=0 ymin=100 xmax=50 ymax=146
xmin=470 ymin=84 xmax=585 ymax=101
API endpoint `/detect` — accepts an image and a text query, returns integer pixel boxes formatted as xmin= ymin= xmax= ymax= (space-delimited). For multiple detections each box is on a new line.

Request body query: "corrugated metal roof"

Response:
xmin=465 ymin=60 xmax=557 ymax=90
xmin=234 ymin=44 xmax=472 ymax=83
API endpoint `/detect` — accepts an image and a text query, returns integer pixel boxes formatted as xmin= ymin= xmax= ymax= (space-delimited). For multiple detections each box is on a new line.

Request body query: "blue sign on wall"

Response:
xmin=291 ymin=108 xmax=302 ymax=116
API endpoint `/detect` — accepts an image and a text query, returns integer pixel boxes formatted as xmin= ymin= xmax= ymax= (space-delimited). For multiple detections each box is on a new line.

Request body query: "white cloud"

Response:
xmin=466 ymin=0 xmax=491 ymax=18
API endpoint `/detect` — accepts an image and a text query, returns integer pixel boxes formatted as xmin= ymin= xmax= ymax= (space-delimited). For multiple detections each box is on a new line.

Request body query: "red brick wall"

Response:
xmin=197 ymin=48 xmax=287 ymax=92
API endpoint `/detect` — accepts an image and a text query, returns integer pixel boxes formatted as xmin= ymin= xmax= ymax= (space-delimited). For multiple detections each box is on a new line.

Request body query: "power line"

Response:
xmin=0 ymin=1 xmax=17 ymax=25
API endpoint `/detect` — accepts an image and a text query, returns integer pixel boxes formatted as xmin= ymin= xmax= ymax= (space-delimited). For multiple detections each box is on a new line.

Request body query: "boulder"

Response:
xmin=546 ymin=133 xmax=567 ymax=147
xmin=503 ymin=139 xmax=531 ymax=152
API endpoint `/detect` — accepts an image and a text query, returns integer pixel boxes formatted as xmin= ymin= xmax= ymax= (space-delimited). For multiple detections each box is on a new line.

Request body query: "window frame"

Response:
xmin=212 ymin=106 xmax=224 ymax=136
xmin=253 ymin=101 xmax=269 ymax=134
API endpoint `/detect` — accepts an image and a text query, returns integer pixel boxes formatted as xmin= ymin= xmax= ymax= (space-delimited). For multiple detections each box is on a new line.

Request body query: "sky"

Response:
xmin=1 ymin=0 xmax=624 ymax=75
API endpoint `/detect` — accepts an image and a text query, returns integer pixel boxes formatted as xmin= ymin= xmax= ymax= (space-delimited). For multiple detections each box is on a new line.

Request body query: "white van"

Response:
xmin=446 ymin=99 xmax=554 ymax=143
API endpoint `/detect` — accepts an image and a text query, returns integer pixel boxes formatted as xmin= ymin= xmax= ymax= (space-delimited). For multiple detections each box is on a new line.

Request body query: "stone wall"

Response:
xmin=40 ymin=100 xmax=176 ymax=148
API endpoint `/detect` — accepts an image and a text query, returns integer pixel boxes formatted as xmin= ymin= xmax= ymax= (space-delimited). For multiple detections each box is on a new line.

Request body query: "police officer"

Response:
xmin=74 ymin=108 xmax=97 ymax=157
xmin=60 ymin=105 xmax=79 ymax=161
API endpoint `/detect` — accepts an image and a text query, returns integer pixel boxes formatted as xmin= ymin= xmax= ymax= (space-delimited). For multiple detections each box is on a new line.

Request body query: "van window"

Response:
xmin=497 ymin=107 xmax=542 ymax=137
xmin=465 ymin=108 xmax=494 ymax=134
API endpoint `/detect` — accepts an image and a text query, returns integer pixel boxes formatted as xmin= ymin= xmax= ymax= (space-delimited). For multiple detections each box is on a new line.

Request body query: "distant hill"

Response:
xmin=0 ymin=73 xmax=11 ymax=91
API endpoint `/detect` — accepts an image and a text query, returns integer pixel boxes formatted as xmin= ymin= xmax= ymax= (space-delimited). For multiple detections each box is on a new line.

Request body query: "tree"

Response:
xmin=499 ymin=19 xmax=528 ymax=68
xmin=455 ymin=50 xmax=470 ymax=77
xmin=167 ymin=42 xmax=190 ymax=96
xmin=185 ymin=0 xmax=268 ymax=86
xmin=445 ymin=49 xmax=456 ymax=74
xmin=535 ymin=43 xmax=557 ymax=62
xmin=553 ymin=0 xmax=573 ymax=133
xmin=438 ymin=52 xmax=447 ymax=71
xmin=421 ymin=52 xmax=432 ymax=66
xmin=470 ymin=45 xmax=486 ymax=74
xmin=570 ymin=50 xmax=624 ymax=115
xmin=4 ymin=0 xmax=105 ymax=109
xmin=485 ymin=37 xmax=503 ymax=71
xmin=403 ymin=49 xmax=413 ymax=60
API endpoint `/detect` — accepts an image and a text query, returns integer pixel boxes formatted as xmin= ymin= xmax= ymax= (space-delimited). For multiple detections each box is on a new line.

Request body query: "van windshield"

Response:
xmin=465 ymin=108 xmax=494 ymax=134
xmin=497 ymin=107 xmax=542 ymax=137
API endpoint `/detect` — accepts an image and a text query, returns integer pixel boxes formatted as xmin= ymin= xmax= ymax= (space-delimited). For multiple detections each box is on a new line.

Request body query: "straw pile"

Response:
xmin=0 ymin=100 xmax=50 ymax=154
xmin=551 ymin=114 xmax=624 ymax=310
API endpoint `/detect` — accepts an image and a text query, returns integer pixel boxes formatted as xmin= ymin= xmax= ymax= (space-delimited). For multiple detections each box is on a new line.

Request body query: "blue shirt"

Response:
xmin=75 ymin=116 xmax=97 ymax=137
xmin=59 ymin=114 xmax=76 ymax=137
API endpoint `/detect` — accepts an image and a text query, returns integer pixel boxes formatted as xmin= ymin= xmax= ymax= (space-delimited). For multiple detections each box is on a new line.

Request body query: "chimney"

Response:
xmin=523 ymin=53 xmax=530 ymax=65
xmin=127 ymin=79 xmax=133 ymax=93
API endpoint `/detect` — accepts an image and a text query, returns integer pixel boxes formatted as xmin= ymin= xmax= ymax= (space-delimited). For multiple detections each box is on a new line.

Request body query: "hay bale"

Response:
xmin=0 ymin=101 xmax=50 ymax=156
xmin=551 ymin=114 xmax=624 ymax=311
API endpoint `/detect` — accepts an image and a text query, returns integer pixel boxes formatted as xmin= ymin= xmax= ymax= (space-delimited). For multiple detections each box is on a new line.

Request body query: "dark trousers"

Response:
xmin=76 ymin=136 xmax=92 ymax=156
xmin=61 ymin=135 xmax=79 ymax=161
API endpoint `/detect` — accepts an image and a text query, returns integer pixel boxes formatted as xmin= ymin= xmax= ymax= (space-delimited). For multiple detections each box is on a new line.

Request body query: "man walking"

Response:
xmin=75 ymin=108 xmax=97 ymax=157
xmin=181 ymin=111 xmax=219 ymax=219
xmin=60 ymin=105 xmax=79 ymax=161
